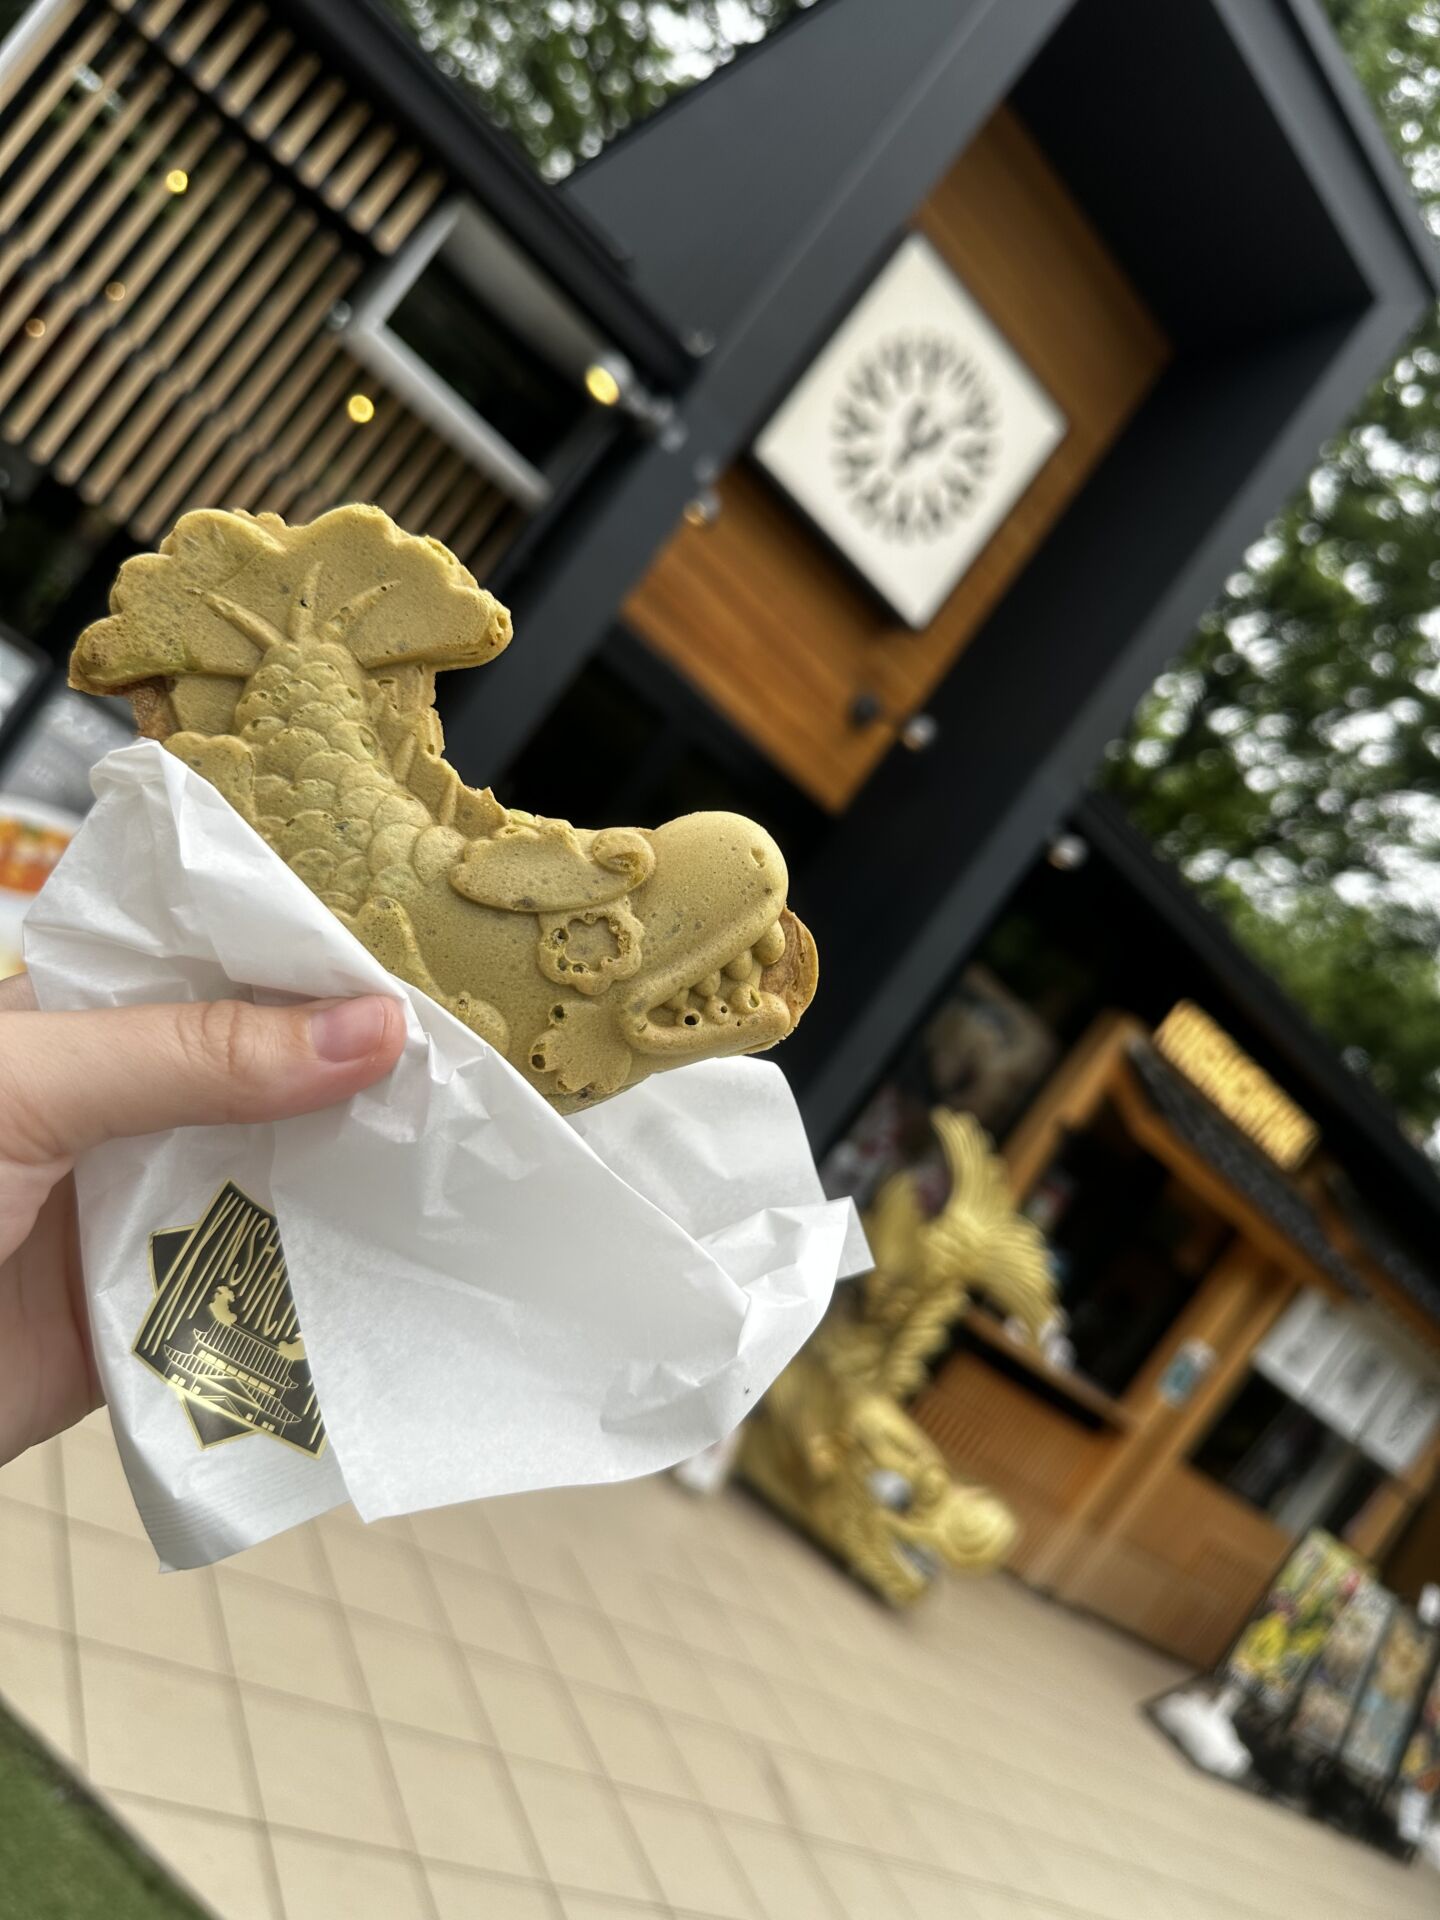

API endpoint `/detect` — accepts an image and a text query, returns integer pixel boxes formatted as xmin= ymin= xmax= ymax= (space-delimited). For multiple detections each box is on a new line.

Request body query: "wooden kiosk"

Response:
xmin=914 ymin=1010 xmax=1440 ymax=1668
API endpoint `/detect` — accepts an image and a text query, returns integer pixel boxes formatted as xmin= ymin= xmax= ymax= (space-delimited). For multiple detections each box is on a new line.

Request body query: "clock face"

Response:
xmin=754 ymin=234 xmax=1065 ymax=628
xmin=831 ymin=332 xmax=999 ymax=543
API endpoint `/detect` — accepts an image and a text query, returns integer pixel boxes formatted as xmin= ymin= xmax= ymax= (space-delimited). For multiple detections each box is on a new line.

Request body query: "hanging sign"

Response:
xmin=1155 ymin=1002 xmax=1318 ymax=1170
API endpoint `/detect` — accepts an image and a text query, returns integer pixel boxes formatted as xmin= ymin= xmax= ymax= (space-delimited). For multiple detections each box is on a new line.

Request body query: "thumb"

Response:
xmin=0 ymin=995 xmax=406 ymax=1164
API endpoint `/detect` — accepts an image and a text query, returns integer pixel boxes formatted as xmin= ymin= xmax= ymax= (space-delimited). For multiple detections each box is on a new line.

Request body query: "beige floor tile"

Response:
xmin=571 ymin=1553 xmax=673 ymax=1636
xmin=706 ymin=1659 xmax=803 ymax=1746
xmin=493 ymin=1527 xmax=595 ymax=1607
xmin=618 ymin=1627 xmax=723 ymax=1719
xmin=850 ymin=1713 xmax=933 ymax=1794
xmin=59 ymin=1425 xmax=146 ymax=1539
xmin=387 ymin=1724 xmax=537 ymax=1877
xmin=351 ymin=1612 xmax=482 ymax=1740
xmin=219 ymin=1574 xmax=365 ymax=1710
xmin=71 ymin=1527 xmax=226 ymax=1673
xmin=0 ymin=1618 xmax=81 ymax=1765
xmin=666 ymin=1717 xmax=785 ymax=1824
xmin=321 ymin=1525 xmax=442 ymax=1631
xmin=0 ymin=1497 xmax=68 ymax=1631
xmin=226 ymin=1520 xmax=331 ymax=1597
xmin=570 ymin=1685 xmax=689 ymax=1795
xmin=914 ymin=1796 xmax=1029 ymax=1885
xmin=890 ymin=1862 xmax=983 ymax=1920
xmin=0 ymin=1437 xmax=63 ymax=1511
xmin=828 ymin=1768 xmax=934 ymax=1865
xmin=241 ymin=1689 xmax=406 ymax=1847
xmin=721 ymin=1818 xmax=843 ymax=1920
xmin=685 ymin=1544 xmax=758 ymax=1610
xmin=773 ymin=1682 xmax=858 ymax=1757
xmin=528 ymin=1595 xmax=635 ymax=1691
xmin=110 ymin=1795 xmax=280 ymax=1920
xmin=810 ymin=1843 xmax=911 ymax=1919
xmin=556 ymin=1897 xmax=668 ymax=1920
xmin=429 ymin=1556 xmax=549 ymax=1664
xmin=728 ymin=1608 xmax=810 ymax=1681
xmin=429 ymin=1865 xmax=561 ymax=1918
xmin=620 ymin=1792 xmax=757 ymax=1919
xmin=509 ymin=1758 xmax=654 ymax=1901
xmin=765 ymin=1748 xmax=854 ymax=1846
xmin=410 ymin=1500 xmax=509 ymax=1574
xmin=271 ymin=1829 xmax=431 ymax=1919
xmin=81 ymin=1643 xmax=254 ymax=1815
xmin=34 ymin=1467 xmax=1440 ymax=1920
xmin=468 ymin=1651 xmax=593 ymax=1771
xmin=655 ymin=1581 xmax=747 ymax=1661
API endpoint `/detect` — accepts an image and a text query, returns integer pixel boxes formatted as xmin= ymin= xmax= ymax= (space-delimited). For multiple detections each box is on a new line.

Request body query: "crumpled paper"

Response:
xmin=24 ymin=742 xmax=867 ymax=1568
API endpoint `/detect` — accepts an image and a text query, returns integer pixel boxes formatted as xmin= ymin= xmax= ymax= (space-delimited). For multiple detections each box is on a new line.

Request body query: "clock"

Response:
xmin=831 ymin=331 xmax=999 ymax=542
xmin=754 ymin=234 xmax=1066 ymax=629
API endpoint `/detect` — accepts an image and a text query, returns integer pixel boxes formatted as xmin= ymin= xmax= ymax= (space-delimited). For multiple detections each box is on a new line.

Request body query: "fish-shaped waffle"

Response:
xmin=69 ymin=505 xmax=817 ymax=1110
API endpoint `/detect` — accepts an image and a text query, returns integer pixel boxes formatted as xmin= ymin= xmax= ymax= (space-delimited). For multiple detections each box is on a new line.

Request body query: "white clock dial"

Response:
xmin=754 ymin=234 xmax=1066 ymax=628
xmin=831 ymin=332 xmax=998 ymax=542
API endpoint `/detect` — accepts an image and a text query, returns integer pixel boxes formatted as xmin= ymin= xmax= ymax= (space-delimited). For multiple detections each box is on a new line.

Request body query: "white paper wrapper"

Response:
xmin=24 ymin=742 xmax=867 ymax=1569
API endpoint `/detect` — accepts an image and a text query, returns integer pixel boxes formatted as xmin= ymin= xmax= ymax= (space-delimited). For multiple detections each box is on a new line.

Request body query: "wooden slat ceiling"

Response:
xmin=0 ymin=0 xmax=521 ymax=576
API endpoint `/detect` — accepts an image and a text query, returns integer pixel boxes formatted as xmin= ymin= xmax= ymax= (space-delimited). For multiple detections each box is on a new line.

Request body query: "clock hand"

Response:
xmin=894 ymin=401 xmax=944 ymax=471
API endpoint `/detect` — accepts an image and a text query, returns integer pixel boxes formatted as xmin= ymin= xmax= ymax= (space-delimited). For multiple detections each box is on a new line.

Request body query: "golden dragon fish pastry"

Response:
xmin=69 ymin=504 xmax=818 ymax=1110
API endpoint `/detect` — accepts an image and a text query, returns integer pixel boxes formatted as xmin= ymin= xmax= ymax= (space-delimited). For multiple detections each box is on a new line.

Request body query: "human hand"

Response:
xmin=0 ymin=975 xmax=405 ymax=1465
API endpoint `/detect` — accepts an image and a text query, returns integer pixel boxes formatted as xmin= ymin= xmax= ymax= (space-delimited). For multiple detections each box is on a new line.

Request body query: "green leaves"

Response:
xmin=378 ymin=1 xmax=812 ymax=180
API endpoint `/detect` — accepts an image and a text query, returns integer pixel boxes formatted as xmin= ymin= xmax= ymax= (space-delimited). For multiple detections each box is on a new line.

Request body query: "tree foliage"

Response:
xmin=378 ymin=0 xmax=811 ymax=180
xmin=1107 ymin=0 xmax=1440 ymax=1147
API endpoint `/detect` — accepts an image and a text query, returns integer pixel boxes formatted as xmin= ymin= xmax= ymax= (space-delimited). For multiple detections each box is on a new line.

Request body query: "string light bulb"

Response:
xmin=23 ymin=317 xmax=44 ymax=339
xmin=583 ymin=361 xmax=622 ymax=407
xmin=104 ymin=280 xmax=125 ymax=302
xmin=165 ymin=168 xmax=189 ymax=194
xmin=346 ymin=393 xmax=375 ymax=424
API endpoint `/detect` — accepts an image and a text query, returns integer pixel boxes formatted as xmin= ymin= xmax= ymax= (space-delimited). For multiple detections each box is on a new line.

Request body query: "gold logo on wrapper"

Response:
xmin=134 ymin=1182 xmax=327 ymax=1458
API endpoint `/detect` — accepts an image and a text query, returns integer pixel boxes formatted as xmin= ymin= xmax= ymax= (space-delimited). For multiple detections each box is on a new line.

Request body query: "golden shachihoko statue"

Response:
xmin=69 ymin=505 xmax=817 ymax=1111
xmin=741 ymin=1110 xmax=1057 ymax=1605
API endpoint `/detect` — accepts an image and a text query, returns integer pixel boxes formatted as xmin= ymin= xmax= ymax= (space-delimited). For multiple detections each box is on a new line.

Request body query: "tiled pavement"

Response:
xmin=0 ymin=1408 xmax=1432 ymax=1919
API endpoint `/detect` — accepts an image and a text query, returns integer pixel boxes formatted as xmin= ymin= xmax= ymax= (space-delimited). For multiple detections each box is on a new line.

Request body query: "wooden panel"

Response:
xmin=1383 ymin=1476 xmax=1440 ymax=1601
xmin=0 ymin=2 xmax=522 ymax=579
xmin=1060 ymin=1465 xmax=1291 ymax=1669
xmin=1026 ymin=1240 xmax=1285 ymax=1591
xmin=625 ymin=107 xmax=1171 ymax=811
xmin=913 ymin=1353 xmax=1109 ymax=1579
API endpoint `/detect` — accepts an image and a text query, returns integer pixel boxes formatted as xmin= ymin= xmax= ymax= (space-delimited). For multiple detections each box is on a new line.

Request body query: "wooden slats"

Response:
xmin=216 ymin=21 xmax=287 ymax=114
xmin=3 ymin=119 xmax=241 ymax=437
xmin=110 ymin=0 xmax=444 ymax=249
xmin=0 ymin=63 xmax=175 ymax=306
xmin=0 ymin=0 xmax=520 ymax=577
xmin=0 ymin=10 xmax=116 ymax=178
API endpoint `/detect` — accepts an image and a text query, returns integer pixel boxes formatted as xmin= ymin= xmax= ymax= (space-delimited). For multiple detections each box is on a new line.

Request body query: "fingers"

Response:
xmin=0 ymin=994 xmax=406 ymax=1165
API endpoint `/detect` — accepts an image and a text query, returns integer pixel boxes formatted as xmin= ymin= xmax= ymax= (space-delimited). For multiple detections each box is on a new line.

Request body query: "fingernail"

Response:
xmin=309 ymin=996 xmax=388 ymax=1062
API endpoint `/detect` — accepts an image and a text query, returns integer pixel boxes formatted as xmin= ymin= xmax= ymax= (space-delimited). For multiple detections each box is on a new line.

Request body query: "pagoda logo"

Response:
xmin=134 ymin=1182 xmax=327 ymax=1458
